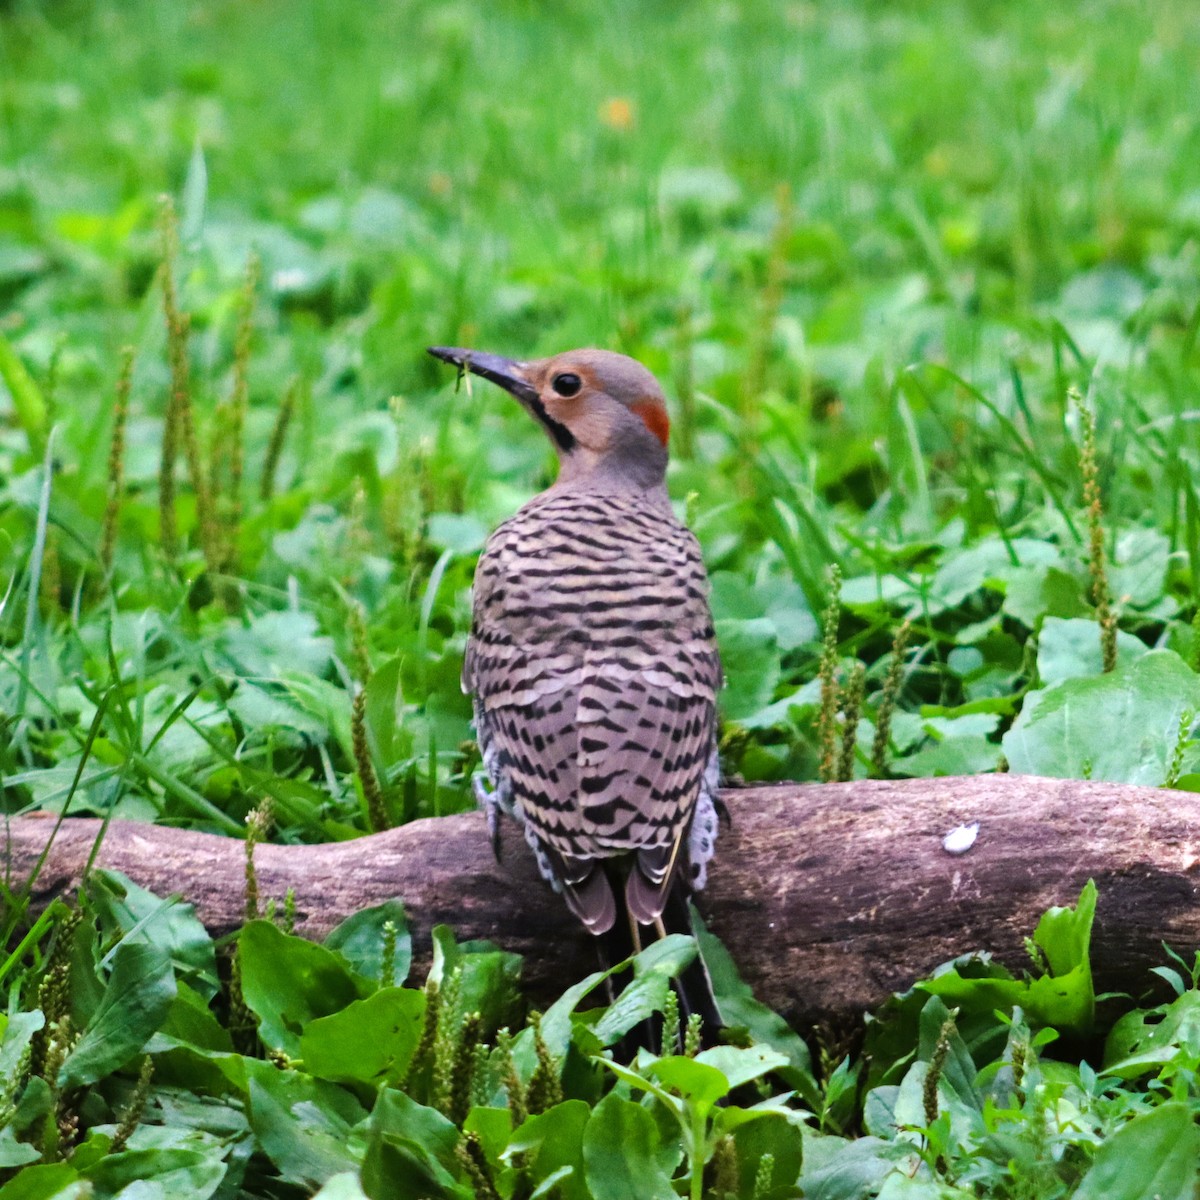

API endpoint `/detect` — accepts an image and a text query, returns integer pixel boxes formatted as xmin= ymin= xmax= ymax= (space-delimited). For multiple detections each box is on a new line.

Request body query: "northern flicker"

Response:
xmin=429 ymin=345 xmax=722 ymax=968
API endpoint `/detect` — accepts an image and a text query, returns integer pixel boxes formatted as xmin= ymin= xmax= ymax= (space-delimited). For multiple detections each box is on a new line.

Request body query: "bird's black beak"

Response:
xmin=428 ymin=346 xmax=540 ymax=406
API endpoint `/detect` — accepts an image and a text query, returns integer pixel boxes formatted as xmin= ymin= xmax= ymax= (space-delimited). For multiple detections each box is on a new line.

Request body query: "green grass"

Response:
xmin=4 ymin=0 xmax=1200 ymax=1194
xmin=3 ymin=0 xmax=1199 ymax=823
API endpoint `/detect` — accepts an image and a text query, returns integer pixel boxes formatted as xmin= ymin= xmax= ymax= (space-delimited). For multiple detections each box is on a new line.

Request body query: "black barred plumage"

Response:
xmin=465 ymin=487 xmax=721 ymax=931
xmin=429 ymin=345 xmax=723 ymax=989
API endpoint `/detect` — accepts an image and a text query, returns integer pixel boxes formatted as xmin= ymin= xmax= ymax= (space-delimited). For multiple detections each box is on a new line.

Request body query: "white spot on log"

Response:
xmin=943 ymin=822 xmax=979 ymax=855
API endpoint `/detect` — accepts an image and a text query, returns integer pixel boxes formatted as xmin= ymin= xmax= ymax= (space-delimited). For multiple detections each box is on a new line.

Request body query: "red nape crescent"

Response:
xmin=630 ymin=400 xmax=670 ymax=447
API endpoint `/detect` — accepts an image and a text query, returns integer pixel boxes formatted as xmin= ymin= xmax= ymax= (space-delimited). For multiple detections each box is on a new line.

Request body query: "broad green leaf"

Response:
xmin=1109 ymin=528 xmax=1170 ymax=609
xmin=596 ymin=1058 xmax=681 ymax=1113
xmin=798 ymin=1131 xmax=897 ymax=1200
xmin=245 ymin=1058 xmax=366 ymax=1188
xmin=216 ymin=610 xmax=334 ymax=679
xmin=592 ymin=970 xmax=670 ymax=1045
xmin=505 ymin=1101 xmax=591 ymax=1200
xmin=1034 ymin=616 xmax=1148 ymax=686
xmin=361 ymin=1088 xmax=468 ymax=1200
xmin=650 ymin=1055 xmax=731 ymax=1114
xmin=716 ymin=617 xmax=781 ymax=721
xmin=60 ymin=940 xmax=176 ymax=1089
xmin=925 ymin=537 xmax=1059 ymax=614
xmin=89 ymin=869 xmax=219 ymax=1000
xmin=695 ymin=1043 xmax=788 ymax=1090
xmin=9 ymin=1076 xmax=51 ymax=1138
xmin=456 ymin=945 xmax=523 ymax=1032
xmin=516 ymin=935 xmax=693 ymax=1076
xmin=631 ymin=933 xmax=699 ymax=979
xmin=426 ymin=512 xmax=488 ymax=553
xmin=721 ymin=1108 xmax=804 ymax=1198
xmin=1003 ymin=564 xmax=1087 ymax=629
xmin=325 ymin=901 xmax=413 ymax=987
xmin=364 ymin=655 xmax=404 ymax=764
xmin=892 ymin=734 xmax=1003 ymax=777
xmin=0 ymin=1011 xmax=44 ymax=1082
xmin=427 ymin=925 xmax=522 ymax=1033
xmin=311 ymin=1174 xmax=370 ymax=1200
xmin=923 ymin=882 xmax=1096 ymax=1035
xmin=301 ymin=987 xmax=425 ymax=1085
xmin=582 ymin=1093 xmax=677 ymax=1200
xmin=0 ymin=1164 xmax=83 ymax=1199
xmin=1104 ymin=990 xmax=1200 ymax=1078
xmin=692 ymin=911 xmax=819 ymax=1104
xmin=227 ymin=682 xmax=330 ymax=742
xmin=876 ymin=1172 xmax=973 ymax=1198
xmin=81 ymin=1147 xmax=227 ymax=1198
xmin=1003 ymin=651 xmax=1200 ymax=785
xmin=866 ymin=881 xmax=1098 ymax=1082
xmin=0 ymin=330 xmax=47 ymax=452
xmin=238 ymin=920 xmax=370 ymax=1055
xmin=1073 ymin=1102 xmax=1200 ymax=1200
xmin=710 ymin=573 xmax=817 ymax=650
xmin=149 ymin=979 xmax=234 ymax=1054
xmin=523 ymin=969 xmax=609 ymax=1069
xmin=0 ymin=1127 xmax=41 ymax=1168
xmin=530 ymin=1168 xmax=575 ymax=1200
xmin=1033 ymin=878 xmax=1097 ymax=979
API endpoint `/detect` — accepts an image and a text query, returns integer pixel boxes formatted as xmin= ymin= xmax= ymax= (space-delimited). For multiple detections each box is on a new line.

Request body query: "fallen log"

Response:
xmin=6 ymin=776 xmax=1199 ymax=1030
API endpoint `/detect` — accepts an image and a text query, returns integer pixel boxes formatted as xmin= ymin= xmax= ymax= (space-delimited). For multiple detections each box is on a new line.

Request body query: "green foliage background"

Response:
xmin=4 ymin=0 xmax=1200 ymax=1196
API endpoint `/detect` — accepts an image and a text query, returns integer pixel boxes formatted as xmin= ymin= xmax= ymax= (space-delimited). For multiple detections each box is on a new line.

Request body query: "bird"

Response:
xmin=429 ymin=344 xmax=723 ymax=1028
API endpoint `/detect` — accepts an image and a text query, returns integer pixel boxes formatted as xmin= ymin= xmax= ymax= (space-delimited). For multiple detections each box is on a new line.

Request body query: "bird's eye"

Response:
xmin=551 ymin=372 xmax=582 ymax=397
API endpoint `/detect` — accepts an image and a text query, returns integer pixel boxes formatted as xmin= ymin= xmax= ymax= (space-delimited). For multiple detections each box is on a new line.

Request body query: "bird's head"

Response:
xmin=428 ymin=346 xmax=670 ymax=490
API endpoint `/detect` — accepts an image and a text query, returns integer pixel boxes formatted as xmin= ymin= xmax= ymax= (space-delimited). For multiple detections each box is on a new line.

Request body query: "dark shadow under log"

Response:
xmin=6 ymin=775 xmax=1200 ymax=1029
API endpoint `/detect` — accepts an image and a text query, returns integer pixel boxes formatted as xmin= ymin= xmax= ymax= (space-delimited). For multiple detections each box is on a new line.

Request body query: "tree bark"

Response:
xmin=6 ymin=775 xmax=1199 ymax=1030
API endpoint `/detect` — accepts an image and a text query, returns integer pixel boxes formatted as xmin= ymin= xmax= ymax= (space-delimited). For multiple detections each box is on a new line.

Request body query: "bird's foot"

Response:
xmin=474 ymin=776 xmax=504 ymax=861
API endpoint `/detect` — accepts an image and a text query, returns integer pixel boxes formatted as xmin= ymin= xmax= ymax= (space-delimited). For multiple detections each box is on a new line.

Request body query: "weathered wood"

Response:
xmin=6 ymin=776 xmax=1199 ymax=1029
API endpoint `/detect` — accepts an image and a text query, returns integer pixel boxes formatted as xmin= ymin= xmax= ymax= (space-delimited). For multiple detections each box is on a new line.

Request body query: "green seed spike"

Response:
xmin=455 ymin=1132 xmax=500 ymax=1200
xmin=1165 ymin=708 xmax=1193 ymax=789
xmin=836 ymin=660 xmax=865 ymax=783
xmin=261 ymin=377 xmax=298 ymax=501
xmin=381 ymin=919 xmax=398 ymax=986
xmin=243 ymin=798 xmax=274 ymax=921
xmin=101 ymin=346 xmax=135 ymax=572
xmin=496 ymin=1027 xmax=527 ymax=1125
xmin=710 ymin=1135 xmax=739 ymax=1199
xmin=400 ymin=977 xmax=440 ymax=1095
xmin=871 ymin=619 xmax=911 ymax=778
xmin=817 ymin=564 xmax=843 ymax=783
xmin=923 ymin=1009 xmax=959 ymax=1130
xmin=526 ymin=1011 xmax=563 ymax=1114
xmin=110 ymin=1056 xmax=154 ymax=1154
xmin=660 ymin=986 xmax=681 ymax=1056
xmin=353 ymin=686 xmax=388 ymax=832
xmin=449 ymin=1011 xmax=482 ymax=1125
xmin=432 ymin=966 xmax=464 ymax=1115
xmin=752 ymin=1152 xmax=776 ymax=1200
xmin=1073 ymin=388 xmax=1117 ymax=673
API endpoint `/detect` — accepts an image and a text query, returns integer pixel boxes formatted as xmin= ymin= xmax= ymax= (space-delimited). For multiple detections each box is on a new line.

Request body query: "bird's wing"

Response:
xmin=573 ymin=639 xmax=721 ymax=924
xmin=468 ymin=629 xmax=622 ymax=933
